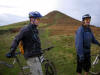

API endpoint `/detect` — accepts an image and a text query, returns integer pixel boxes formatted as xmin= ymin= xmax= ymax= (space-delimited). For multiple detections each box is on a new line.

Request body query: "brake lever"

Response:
xmin=15 ymin=52 xmax=21 ymax=56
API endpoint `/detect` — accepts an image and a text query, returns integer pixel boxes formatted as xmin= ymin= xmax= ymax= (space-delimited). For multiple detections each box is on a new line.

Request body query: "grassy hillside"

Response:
xmin=0 ymin=11 xmax=100 ymax=75
xmin=0 ymin=22 xmax=76 ymax=75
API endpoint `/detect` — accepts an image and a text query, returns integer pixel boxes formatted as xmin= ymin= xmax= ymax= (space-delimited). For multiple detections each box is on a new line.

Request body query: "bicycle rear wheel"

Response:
xmin=90 ymin=55 xmax=100 ymax=75
xmin=42 ymin=60 xmax=57 ymax=75
xmin=0 ymin=61 xmax=14 ymax=68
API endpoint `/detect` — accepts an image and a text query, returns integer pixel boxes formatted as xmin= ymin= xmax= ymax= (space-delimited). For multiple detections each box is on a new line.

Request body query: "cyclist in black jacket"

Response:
xmin=7 ymin=11 xmax=43 ymax=75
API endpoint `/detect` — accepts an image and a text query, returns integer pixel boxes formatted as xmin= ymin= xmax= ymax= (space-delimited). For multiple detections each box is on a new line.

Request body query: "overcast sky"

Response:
xmin=0 ymin=0 xmax=100 ymax=27
xmin=57 ymin=0 xmax=100 ymax=27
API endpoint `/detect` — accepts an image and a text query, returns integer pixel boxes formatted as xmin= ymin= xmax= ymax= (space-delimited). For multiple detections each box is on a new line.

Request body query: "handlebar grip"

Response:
xmin=42 ymin=46 xmax=54 ymax=51
xmin=47 ymin=46 xmax=54 ymax=51
xmin=6 ymin=53 xmax=12 ymax=58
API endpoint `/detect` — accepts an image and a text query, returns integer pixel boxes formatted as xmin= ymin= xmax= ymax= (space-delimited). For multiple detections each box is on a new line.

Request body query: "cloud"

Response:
xmin=0 ymin=0 xmax=100 ymax=27
xmin=0 ymin=5 xmax=16 ymax=8
xmin=0 ymin=0 xmax=58 ymax=16
xmin=57 ymin=0 xmax=100 ymax=27
xmin=0 ymin=14 xmax=28 ymax=26
xmin=0 ymin=0 xmax=58 ymax=26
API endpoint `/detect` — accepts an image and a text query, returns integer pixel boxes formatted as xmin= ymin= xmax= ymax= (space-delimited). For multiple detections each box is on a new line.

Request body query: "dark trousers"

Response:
xmin=76 ymin=55 xmax=91 ymax=73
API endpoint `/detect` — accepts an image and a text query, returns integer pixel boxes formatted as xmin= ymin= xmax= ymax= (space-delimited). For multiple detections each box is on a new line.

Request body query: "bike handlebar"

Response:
xmin=6 ymin=46 xmax=54 ymax=58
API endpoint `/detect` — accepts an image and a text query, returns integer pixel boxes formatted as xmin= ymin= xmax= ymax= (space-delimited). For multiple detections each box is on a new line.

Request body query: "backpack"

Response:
xmin=18 ymin=41 xmax=24 ymax=55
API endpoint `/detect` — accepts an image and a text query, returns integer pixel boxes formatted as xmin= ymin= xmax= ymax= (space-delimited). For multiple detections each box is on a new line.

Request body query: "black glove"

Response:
xmin=6 ymin=51 xmax=15 ymax=58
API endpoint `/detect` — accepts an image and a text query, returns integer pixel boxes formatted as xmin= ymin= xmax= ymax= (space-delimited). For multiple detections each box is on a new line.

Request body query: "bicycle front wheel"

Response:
xmin=90 ymin=55 xmax=100 ymax=75
xmin=42 ymin=60 xmax=57 ymax=75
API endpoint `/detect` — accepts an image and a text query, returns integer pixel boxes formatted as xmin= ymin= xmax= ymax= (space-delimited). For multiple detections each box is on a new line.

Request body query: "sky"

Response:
xmin=57 ymin=0 xmax=100 ymax=27
xmin=0 ymin=0 xmax=58 ymax=26
xmin=0 ymin=0 xmax=100 ymax=27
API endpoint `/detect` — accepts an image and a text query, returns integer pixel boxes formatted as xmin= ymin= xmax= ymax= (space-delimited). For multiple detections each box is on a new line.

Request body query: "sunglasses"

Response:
xmin=36 ymin=18 xmax=40 ymax=21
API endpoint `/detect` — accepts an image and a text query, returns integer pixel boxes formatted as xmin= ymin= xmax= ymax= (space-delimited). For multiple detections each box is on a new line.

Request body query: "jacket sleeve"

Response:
xmin=91 ymin=32 xmax=100 ymax=46
xmin=10 ymin=28 xmax=25 ymax=53
xmin=75 ymin=28 xmax=84 ymax=58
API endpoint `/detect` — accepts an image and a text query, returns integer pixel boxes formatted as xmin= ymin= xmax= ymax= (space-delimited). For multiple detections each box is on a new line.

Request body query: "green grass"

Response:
xmin=0 ymin=22 xmax=100 ymax=75
xmin=0 ymin=21 xmax=29 ymax=30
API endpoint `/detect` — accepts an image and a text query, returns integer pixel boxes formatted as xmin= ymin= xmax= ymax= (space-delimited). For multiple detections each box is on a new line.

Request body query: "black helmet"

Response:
xmin=29 ymin=11 xmax=42 ymax=18
xmin=82 ymin=14 xmax=91 ymax=21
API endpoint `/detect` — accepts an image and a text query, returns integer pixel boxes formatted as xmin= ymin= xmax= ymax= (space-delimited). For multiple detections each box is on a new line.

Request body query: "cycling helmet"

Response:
xmin=29 ymin=11 xmax=42 ymax=18
xmin=82 ymin=14 xmax=91 ymax=21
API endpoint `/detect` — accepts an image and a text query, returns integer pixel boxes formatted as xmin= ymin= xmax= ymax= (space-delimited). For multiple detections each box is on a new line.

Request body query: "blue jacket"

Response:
xmin=75 ymin=25 xmax=100 ymax=58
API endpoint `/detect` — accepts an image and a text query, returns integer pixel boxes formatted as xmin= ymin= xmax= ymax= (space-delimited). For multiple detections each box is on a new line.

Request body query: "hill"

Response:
xmin=41 ymin=10 xmax=100 ymax=35
xmin=0 ymin=10 xmax=100 ymax=35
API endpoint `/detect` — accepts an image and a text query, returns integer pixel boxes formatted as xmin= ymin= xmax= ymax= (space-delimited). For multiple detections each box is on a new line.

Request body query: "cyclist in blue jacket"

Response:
xmin=75 ymin=14 xmax=100 ymax=75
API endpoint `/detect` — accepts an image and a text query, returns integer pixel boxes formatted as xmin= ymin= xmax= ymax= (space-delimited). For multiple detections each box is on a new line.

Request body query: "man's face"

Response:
xmin=31 ymin=18 xmax=40 ymax=26
xmin=83 ymin=18 xmax=91 ymax=26
xmin=34 ymin=18 xmax=40 ymax=26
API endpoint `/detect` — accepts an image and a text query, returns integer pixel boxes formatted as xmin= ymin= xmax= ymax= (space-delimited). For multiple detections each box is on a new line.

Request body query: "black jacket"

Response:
xmin=10 ymin=23 xmax=42 ymax=59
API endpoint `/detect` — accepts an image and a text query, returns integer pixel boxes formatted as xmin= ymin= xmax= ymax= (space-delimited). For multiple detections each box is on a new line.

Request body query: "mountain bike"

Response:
xmin=0 ymin=61 xmax=14 ymax=68
xmin=89 ymin=51 xmax=100 ymax=75
xmin=5 ymin=46 xmax=57 ymax=75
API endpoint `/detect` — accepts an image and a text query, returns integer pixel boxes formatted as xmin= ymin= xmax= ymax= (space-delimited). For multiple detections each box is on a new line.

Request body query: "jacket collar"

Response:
xmin=82 ymin=25 xmax=91 ymax=32
xmin=29 ymin=23 xmax=37 ymax=29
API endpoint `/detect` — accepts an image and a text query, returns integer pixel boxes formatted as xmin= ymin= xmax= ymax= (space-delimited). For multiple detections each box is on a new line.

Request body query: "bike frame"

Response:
xmin=90 ymin=52 xmax=100 ymax=75
xmin=11 ymin=46 xmax=54 ymax=75
xmin=92 ymin=54 xmax=100 ymax=65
